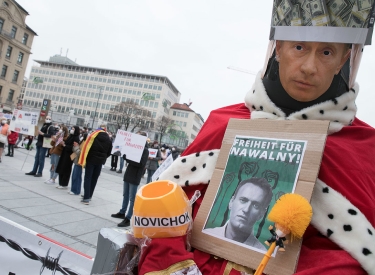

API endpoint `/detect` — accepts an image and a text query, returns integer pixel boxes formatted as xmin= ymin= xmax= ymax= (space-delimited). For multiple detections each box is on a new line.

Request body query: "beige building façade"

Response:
xmin=0 ymin=0 xmax=36 ymax=113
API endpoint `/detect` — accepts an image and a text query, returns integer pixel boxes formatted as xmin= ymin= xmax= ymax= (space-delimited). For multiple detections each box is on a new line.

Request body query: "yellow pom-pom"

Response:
xmin=268 ymin=193 xmax=312 ymax=239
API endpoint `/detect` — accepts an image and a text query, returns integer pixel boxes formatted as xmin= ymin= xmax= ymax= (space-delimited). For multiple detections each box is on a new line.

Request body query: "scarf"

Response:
xmin=78 ymin=130 xmax=105 ymax=167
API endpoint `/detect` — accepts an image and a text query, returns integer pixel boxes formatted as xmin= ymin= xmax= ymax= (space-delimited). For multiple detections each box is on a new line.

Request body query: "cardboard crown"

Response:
xmin=269 ymin=0 xmax=375 ymax=45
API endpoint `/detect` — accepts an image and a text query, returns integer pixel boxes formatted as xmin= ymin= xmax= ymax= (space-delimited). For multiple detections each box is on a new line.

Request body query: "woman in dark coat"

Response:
xmin=55 ymin=126 xmax=80 ymax=189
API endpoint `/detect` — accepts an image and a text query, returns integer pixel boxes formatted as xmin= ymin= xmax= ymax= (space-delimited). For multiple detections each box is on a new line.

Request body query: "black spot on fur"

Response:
xmin=348 ymin=209 xmax=357 ymax=215
xmin=252 ymin=105 xmax=256 ymax=109
xmin=322 ymin=187 xmax=329 ymax=193
xmin=191 ymin=167 xmax=197 ymax=172
xmin=208 ymin=180 xmax=210 ymax=184
xmin=363 ymin=248 xmax=372 ymax=256
xmin=203 ymin=163 xmax=206 ymax=168
xmin=327 ymin=229 xmax=333 ymax=237
xmin=332 ymin=98 xmax=338 ymax=105
xmin=196 ymin=152 xmax=200 ymax=157
xmin=209 ymin=152 xmax=214 ymax=156
xmin=343 ymin=106 xmax=348 ymax=111
xmin=368 ymin=229 xmax=373 ymax=235
xmin=253 ymin=90 xmax=255 ymax=93
xmin=320 ymin=110 xmax=324 ymax=114
xmin=181 ymin=158 xmax=186 ymax=163
xmin=328 ymin=214 xmax=334 ymax=219
xmin=343 ymin=225 xmax=352 ymax=231
xmin=302 ymin=114 xmax=308 ymax=119
xmin=259 ymin=106 xmax=263 ymax=110
xmin=185 ymin=180 xmax=189 ymax=186
xmin=273 ymin=112 xmax=276 ymax=115
xmin=174 ymin=175 xmax=180 ymax=179
xmin=350 ymin=88 xmax=355 ymax=93
xmin=334 ymin=120 xmax=339 ymax=123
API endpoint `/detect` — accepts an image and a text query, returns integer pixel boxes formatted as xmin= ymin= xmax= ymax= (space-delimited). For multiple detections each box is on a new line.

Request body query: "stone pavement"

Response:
xmin=0 ymin=146 xmax=146 ymax=258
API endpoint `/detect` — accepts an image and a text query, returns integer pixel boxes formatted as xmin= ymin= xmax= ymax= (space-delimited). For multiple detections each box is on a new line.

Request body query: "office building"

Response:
xmin=23 ymin=55 xmax=206 ymax=148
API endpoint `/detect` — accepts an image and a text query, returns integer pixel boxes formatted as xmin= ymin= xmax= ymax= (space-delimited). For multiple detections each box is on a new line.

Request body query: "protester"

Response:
xmin=25 ymin=116 xmax=55 ymax=177
xmin=110 ymin=154 xmax=119 ymax=171
xmin=0 ymin=117 xmax=9 ymax=163
xmin=111 ymin=132 xmax=149 ymax=227
xmin=138 ymin=2 xmax=375 ymax=275
xmin=15 ymin=133 xmax=23 ymax=148
xmin=81 ymin=127 xmax=88 ymax=141
xmin=171 ymin=146 xmax=179 ymax=160
xmin=5 ymin=131 xmax=18 ymax=157
xmin=159 ymin=145 xmax=168 ymax=165
xmin=145 ymin=141 xmax=161 ymax=184
xmin=24 ymin=135 xmax=34 ymax=150
xmin=55 ymin=126 xmax=80 ymax=189
xmin=45 ymin=126 xmax=68 ymax=185
xmin=69 ymin=136 xmax=86 ymax=195
xmin=116 ymin=156 xmax=125 ymax=174
xmin=79 ymin=124 xmax=112 ymax=205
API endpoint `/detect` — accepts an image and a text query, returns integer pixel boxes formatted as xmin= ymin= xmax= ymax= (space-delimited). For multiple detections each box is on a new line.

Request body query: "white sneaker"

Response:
xmin=44 ymin=179 xmax=51 ymax=183
xmin=68 ymin=191 xmax=77 ymax=195
xmin=45 ymin=179 xmax=55 ymax=185
xmin=56 ymin=185 xmax=67 ymax=189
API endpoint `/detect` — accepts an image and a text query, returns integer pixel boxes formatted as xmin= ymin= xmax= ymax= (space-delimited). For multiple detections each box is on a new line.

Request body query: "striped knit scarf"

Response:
xmin=78 ymin=130 xmax=105 ymax=167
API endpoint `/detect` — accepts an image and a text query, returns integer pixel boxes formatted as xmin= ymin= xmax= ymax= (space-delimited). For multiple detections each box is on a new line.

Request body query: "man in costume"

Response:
xmin=204 ymin=177 xmax=272 ymax=251
xmin=79 ymin=124 xmax=112 ymax=205
xmin=137 ymin=2 xmax=375 ymax=275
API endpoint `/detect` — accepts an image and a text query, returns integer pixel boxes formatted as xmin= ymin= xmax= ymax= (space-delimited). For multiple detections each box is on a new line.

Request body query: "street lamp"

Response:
xmin=91 ymin=86 xmax=104 ymax=129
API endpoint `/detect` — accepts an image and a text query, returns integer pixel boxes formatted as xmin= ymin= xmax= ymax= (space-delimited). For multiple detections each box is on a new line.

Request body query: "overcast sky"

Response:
xmin=20 ymin=0 xmax=375 ymax=127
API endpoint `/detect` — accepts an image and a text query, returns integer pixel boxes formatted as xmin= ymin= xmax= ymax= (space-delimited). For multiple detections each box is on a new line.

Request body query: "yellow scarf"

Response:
xmin=78 ymin=130 xmax=105 ymax=167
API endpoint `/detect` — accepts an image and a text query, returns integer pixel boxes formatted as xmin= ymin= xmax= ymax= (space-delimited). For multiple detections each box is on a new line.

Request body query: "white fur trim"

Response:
xmin=244 ymin=72 xmax=359 ymax=134
xmin=157 ymin=150 xmax=220 ymax=187
xmin=311 ymin=179 xmax=375 ymax=275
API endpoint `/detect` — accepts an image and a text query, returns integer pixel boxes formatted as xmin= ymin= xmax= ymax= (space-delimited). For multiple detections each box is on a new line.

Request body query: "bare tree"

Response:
xmin=107 ymin=100 xmax=153 ymax=133
xmin=155 ymin=115 xmax=175 ymax=144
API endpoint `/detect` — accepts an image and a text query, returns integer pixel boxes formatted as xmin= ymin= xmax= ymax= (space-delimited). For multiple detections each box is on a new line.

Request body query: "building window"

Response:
xmin=10 ymin=26 xmax=17 ymax=38
xmin=22 ymin=33 xmax=29 ymax=45
xmin=7 ymin=89 xmax=14 ymax=101
xmin=12 ymin=70 xmax=19 ymax=83
xmin=1 ymin=65 xmax=7 ymax=78
xmin=17 ymin=52 xmax=24 ymax=64
xmin=5 ymin=46 xmax=12 ymax=59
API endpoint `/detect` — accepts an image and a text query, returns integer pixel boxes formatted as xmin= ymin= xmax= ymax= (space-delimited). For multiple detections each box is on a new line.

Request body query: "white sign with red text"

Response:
xmin=9 ymin=110 xmax=39 ymax=135
xmin=111 ymin=130 xmax=147 ymax=163
xmin=148 ymin=148 xmax=158 ymax=158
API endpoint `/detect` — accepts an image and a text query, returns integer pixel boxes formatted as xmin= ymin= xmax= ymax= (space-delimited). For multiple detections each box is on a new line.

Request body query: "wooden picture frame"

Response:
xmin=190 ymin=119 xmax=330 ymax=275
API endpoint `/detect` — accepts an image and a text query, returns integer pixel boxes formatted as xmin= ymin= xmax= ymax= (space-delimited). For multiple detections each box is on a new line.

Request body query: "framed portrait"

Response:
xmin=190 ymin=119 xmax=329 ymax=275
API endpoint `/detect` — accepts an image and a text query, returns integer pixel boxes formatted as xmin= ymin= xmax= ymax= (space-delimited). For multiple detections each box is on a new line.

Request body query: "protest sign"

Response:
xmin=9 ymin=110 xmax=39 ymax=136
xmin=191 ymin=119 xmax=329 ymax=275
xmin=152 ymin=154 xmax=174 ymax=182
xmin=0 ymin=112 xmax=13 ymax=120
xmin=148 ymin=148 xmax=158 ymax=158
xmin=111 ymin=130 xmax=147 ymax=162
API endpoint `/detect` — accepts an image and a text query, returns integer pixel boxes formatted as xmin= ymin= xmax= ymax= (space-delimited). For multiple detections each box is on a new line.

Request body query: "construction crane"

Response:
xmin=227 ymin=66 xmax=257 ymax=75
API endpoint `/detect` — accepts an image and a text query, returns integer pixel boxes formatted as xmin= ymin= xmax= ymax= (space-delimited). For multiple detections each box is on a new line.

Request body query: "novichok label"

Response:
xmin=133 ymin=212 xmax=190 ymax=227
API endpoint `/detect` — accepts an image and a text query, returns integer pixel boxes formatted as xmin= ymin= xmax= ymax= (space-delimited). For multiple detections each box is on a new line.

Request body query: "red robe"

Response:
xmin=139 ymin=103 xmax=375 ymax=274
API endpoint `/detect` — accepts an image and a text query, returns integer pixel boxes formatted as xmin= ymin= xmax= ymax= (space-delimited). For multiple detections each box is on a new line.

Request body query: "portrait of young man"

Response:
xmin=203 ymin=177 xmax=273 ymax=252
